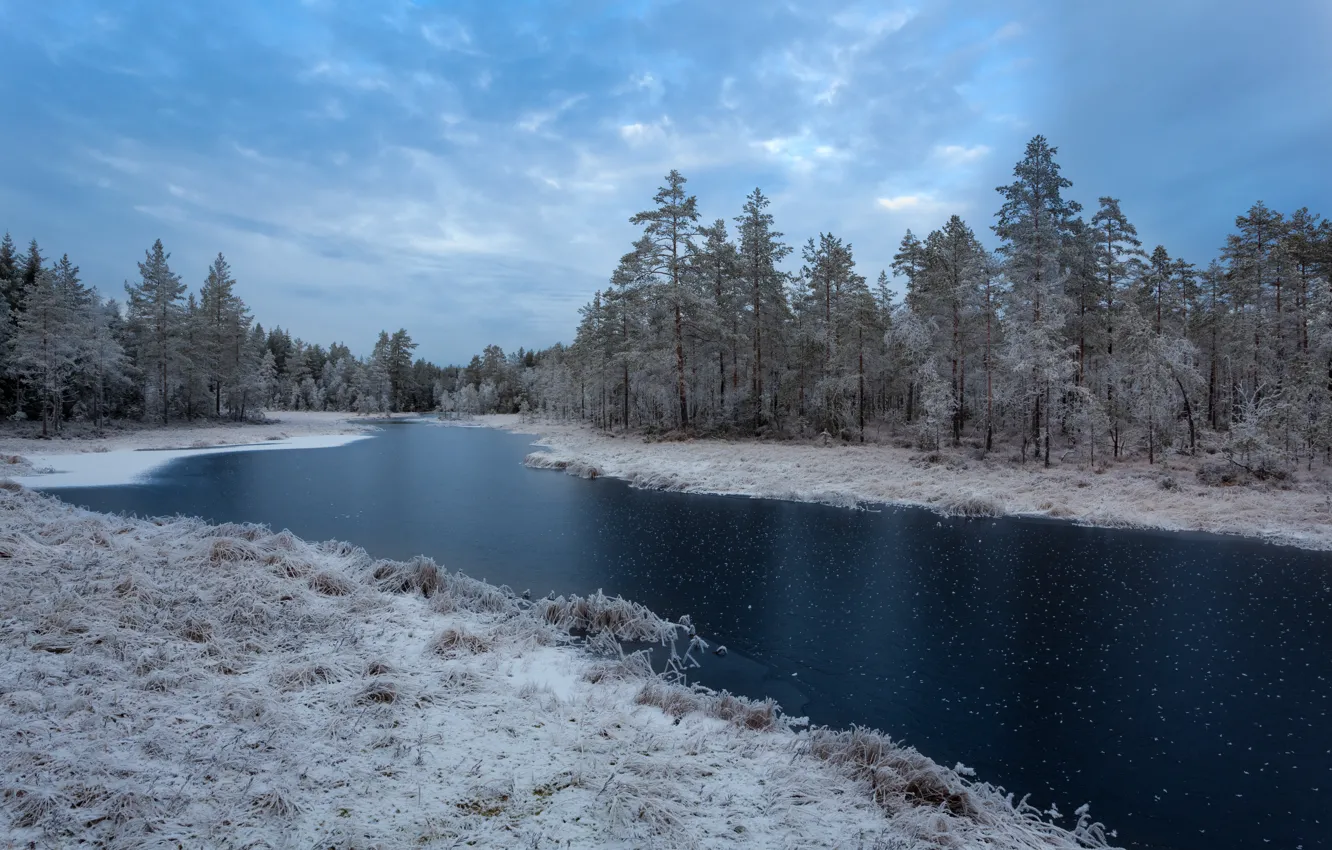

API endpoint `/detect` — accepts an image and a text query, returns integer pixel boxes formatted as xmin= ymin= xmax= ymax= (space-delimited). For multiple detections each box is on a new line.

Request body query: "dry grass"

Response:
xmin=0 ymin=483 xmax=1116 ymax=848
xmin=307 ymin=571 xmax=354 ymax=596
xmin=430 ymin=626 xmax=491 ymax=657
xmin=939 ymin=492 xmax=1006 ymax=517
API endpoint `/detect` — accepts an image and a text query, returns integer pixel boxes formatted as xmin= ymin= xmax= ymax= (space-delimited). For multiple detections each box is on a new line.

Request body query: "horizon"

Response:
xmin=1 ymin=0 xmax=1328 ymax=364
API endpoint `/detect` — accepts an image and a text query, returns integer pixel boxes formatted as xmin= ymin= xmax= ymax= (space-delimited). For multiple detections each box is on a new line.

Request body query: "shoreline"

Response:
xmin=0 ymin=411 xmax=380 ymax=488
xmin=475 ymin=414 xmax=1332 ymax=552
xmin=0 ymin=485 xmax=1113 ymax=847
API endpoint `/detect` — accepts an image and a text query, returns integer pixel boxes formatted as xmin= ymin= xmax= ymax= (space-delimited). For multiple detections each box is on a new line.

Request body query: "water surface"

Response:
xmin=48 ymin=422 xmax=1332 ymax=850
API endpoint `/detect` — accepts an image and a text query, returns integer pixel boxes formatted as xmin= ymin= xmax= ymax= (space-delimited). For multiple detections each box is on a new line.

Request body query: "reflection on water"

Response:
xmin=49 ymin=422 xmax=1332 ymax=850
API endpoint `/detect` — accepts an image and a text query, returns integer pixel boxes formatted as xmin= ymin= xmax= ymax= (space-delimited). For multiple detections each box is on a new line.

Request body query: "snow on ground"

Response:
xmin=0 ymin=411 xmax=379 ymax=489
xmin=8 ymin=434 xmax=372 ymax=489
xmin=0 ymin=410 xmax=377 ymax=457
xmin=478 ymin=415 xmax=1332 ymax=551
xmin=0 ymin=485 xmax=1114 ymax=848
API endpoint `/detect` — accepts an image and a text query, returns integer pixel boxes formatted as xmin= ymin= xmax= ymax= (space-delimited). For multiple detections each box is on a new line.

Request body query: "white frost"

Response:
xmin=0 ymin=485 xmax=1116 ymax=848
xmin=9 ymin=433 xmax=372 ymax=489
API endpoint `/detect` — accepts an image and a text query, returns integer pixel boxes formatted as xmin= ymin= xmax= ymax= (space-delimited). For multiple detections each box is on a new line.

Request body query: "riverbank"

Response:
xmin=0 ymin=410 xmax=376 ymax=457
xmin=0 ymin=411 xmax=380 ymax=487
xmin=0 ymin=484 xmax=1111 ymax=848
xmin=482 ymin=415 xmax=1332 ymax=551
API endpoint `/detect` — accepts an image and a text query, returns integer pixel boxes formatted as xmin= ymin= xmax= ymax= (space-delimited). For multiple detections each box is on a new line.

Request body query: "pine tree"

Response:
xmin=735 ymin=187 xmax=790 ymax=427
xmin=12 ymin=267 xmax=76 ymax=436
xmin=694 ymin=219 xmax=741 ymax=414
xmin=1089 ymin=197 xmax=1146 ymax=456
xmin=125 ymin=240 xmax=187 ymax=423
xmin=198 ymin=253 xmax=251 ymax=417
xmin=387 ymin=329 xmax=417 ymax=412
xmin=628 ymin=170 xmax=701 ymax=430
xmin=994 ymin=136 xmax=1082 ymax=466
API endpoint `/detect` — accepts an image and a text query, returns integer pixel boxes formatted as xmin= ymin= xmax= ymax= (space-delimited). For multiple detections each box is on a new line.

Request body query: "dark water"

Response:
xmin=47 ymin=422 xmax=1332 ymax=849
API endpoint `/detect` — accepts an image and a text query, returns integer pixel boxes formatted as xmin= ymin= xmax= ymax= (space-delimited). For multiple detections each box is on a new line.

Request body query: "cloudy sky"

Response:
xmin=1 ymin=0 xmax=1328 ymax=364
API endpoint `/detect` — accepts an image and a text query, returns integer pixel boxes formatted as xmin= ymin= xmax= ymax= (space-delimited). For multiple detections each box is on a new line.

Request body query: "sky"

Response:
xmin=0 ymin=0 xmax=1328 ymax=365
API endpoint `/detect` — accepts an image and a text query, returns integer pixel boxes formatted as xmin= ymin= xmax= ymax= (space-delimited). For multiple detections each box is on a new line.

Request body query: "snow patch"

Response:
xmin=8 ymin=434 xmax=371 ymax=488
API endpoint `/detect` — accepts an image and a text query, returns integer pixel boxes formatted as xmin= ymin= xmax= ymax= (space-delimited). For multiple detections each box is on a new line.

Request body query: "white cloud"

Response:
xmin=933 ymin=144 xmax=990 ymax=166
xmin=831 ymin=6 xmax=913 ymax=38
xmin=516 ymin=95 xmax=586 ymax=134
xmin=876 ymin=194 xmax=928 ymax=211
xmin=420 ymin=19 xmax=474 ymax=53
xmin=627 ymin=72 xmax=664 ymax=102
xmin=753 ymin=130 xmax=847 ymax=174
xmin=618 ymin=118 xmax=671 ymax=146
xmin=874 ymin=194 xmax=967 ymax=223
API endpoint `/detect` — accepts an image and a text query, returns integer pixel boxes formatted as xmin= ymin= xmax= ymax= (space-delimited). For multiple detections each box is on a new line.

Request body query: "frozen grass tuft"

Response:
xmin=542 ymin=590 xmax=682 ymax=644
xmin=308 ymin=570 xmax=355 ymax=596
xmin=430 ymin=626 xmax=491 ymax=657
xmin=250 ymin=787 xmax=302 ymax=819
xmin=0 ymin=485 xmax=1116 ymax=848
xmin=524 ymin=451 xmax=599 ymax=478
xmin=354 ymin=678 xmax=400 ymax=705
xmin=939 ymin=492 xmax=1006 ymax=517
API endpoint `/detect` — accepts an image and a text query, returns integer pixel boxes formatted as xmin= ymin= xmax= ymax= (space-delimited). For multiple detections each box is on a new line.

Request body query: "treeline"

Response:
xmin=463 ymin=136 xmax=1332 ymax=470
xmin=0 ymin=236 xmax=452 ymax=434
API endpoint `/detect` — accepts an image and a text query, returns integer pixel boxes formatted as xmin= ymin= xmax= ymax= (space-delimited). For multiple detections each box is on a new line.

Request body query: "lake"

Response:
xmin=43 ymin=421 xmax=1332 ymax=849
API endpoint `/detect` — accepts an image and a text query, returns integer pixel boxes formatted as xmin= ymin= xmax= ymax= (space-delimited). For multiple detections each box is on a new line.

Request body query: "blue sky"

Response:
xmin=1 ymin=0 xmax=1328 ymax=364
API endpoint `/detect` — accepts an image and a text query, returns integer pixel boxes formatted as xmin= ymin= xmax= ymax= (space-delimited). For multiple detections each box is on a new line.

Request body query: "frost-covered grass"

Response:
xmin=497 ymin=417 xmax=1332 ymax=550
xmin=0 ymin=484 xmax=1116 ymax=848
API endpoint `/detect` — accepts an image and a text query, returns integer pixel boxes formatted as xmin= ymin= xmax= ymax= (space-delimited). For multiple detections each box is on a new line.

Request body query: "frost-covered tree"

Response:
xmin=198 ymin=253 xmax=252 ymax=417
xmin=735 ymin=187 xmax=791 ymax=426
xmin=627 ymin=170 xmax=701 ymax=430
xmin=12 ymin=267 xmax=77 ymax=436
xmin=125 ymin=240 xmax=187 ymax=424
xmin=994 ymin=136 xmax=1081 ymax=465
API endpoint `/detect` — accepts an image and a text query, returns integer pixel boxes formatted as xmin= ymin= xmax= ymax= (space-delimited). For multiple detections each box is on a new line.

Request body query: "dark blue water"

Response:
xmin=46 ymin=422 xmax=1332 ymax=849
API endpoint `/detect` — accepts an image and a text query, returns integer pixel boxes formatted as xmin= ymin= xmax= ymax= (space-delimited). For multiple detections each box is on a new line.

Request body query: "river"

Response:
xmin=42 ymin=421 xmax=1332 ymax=849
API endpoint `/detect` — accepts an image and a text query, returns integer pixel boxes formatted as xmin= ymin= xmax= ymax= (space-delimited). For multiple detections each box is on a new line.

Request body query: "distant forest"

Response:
xmin=3 ymin=135 xmax=1330 ymax=470
xmin=0 ymin=237 xmax=478 ymax=432
xmin=484 ymin=135 xmax=1332 ymax=471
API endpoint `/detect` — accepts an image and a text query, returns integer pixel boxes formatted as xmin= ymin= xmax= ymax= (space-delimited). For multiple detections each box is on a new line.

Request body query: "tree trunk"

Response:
xmin=674 ymin=303 xmax=688 ymax=431
xmin=858 ymin=328 xmax=865 ymax=442
xmin=1175 ymin=372 xmax=1197 ymax=455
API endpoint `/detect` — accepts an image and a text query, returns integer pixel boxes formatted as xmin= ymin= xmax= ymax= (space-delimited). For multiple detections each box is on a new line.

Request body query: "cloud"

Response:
xmin=420 ymin=19 xmax=476 ymax=53
xmin=516 ymin=95 xmax=587 ymax=134
xmin=7 ymin=0 xmax=1321 ymax=359
xmin=618 ymin=117 xmax=672 ymax=146
xmin=876 ymin=194 xmax=931 ymax=211
xmin=933 ymin=144 xmax=991 ymax=166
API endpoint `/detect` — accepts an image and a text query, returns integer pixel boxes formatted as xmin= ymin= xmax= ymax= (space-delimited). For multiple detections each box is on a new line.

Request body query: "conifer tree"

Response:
xmin=994 ymin=136 xmax=1081 ymax=465
xmin=125 ymin=240 xmax=187 ymax=423
xmin=628 ymin=170 xmax=700 ymax=430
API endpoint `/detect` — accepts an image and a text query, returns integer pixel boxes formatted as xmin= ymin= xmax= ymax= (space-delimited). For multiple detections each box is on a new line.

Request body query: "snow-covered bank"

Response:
xmin=480 ymin=415 xmax=1332 ymax=551
xmin=0 ymin=411 xmax=378 ymax=488
xmin=8 ymin=434 xmax=371 ymax=489
xmin=0 ymin=485 xmax=1114 ymax=848
xmin=0 ymin=410 xmax=376 ymax=457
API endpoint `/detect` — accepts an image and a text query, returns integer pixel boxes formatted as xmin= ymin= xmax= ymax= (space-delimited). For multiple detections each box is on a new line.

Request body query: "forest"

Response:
xmin=468 ymin=136 xmax=1332 ymax=472
xmin=0 ymin=237 xmax=465 ymax=432
xmin=3 ymin=135 xmax=1331 ymax=472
